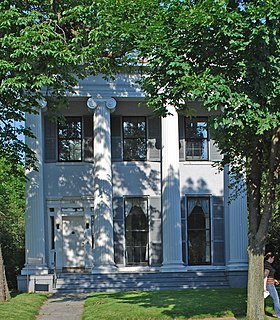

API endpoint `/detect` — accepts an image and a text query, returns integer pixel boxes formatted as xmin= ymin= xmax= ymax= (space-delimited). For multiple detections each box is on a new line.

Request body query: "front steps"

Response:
xmin=53 ymin=270 xmax=230 ymax=293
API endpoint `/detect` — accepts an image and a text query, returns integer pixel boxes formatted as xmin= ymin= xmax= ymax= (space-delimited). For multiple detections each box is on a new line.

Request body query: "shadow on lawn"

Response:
xmin=87 ymin=288 xmax=247 ymax=319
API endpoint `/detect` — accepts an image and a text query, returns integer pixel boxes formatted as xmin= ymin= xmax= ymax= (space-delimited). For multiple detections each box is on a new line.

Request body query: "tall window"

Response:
xmin=125 ymin=197 xmax=149 ymax=265
xmin=58 ymin=117 xmax=82 ymax=161
xmin=185 ymin=117 xmax=208 ymax=160
xmin=123 ymin=117 xmax=147 ymax=161
xmin=187 ymin=197 xmax=211 ymax=265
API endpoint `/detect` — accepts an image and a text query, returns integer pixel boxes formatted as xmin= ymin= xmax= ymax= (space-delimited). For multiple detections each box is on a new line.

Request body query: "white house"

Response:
xmin=17 ymin=74 xmax=248 ymax=292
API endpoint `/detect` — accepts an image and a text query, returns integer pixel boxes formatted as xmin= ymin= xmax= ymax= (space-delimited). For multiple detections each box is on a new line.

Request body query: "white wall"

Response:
xmin=180 ymin=162 xmax=224 ymax=196
xmin=112 ymin=162 xmax=161 ymax=197
xmin=44 ymin=163 xmax=95 ymax=198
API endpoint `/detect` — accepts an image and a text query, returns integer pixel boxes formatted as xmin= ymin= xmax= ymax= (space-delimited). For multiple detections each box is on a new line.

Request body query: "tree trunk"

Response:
xmin=246 ymin=143 xmax=266 ymax=320
xmin=247 ymin=243 xmax=265 ymax=320
xmin=0 ymin=246 xmax=10 ymax=302
xmin=246 ymin=128 xmax=280 ymax=320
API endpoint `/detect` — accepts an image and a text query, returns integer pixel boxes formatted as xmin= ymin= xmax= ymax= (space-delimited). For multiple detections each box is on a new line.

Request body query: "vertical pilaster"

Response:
xmin=87 ymin=97 xmax=117 ymax=272
xmin=224 ymin=166 xmax=248 ymax=269
xmin=21 ymin=106 xmax=48 ymax=275
xmin=161 ymin=104 xmax=184 ymax=271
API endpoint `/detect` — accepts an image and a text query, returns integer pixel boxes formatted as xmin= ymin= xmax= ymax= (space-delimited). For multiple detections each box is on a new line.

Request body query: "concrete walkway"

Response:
xmin=36 ymin=293 xmax=86 ymax=320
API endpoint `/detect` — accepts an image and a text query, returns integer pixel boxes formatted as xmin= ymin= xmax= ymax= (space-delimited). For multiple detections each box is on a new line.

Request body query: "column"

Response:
xmin=21 ymin=102 xmax=48 ymax=275
xmin=161 ymin=104 xmax=185 ymax=271
xmin=87 ymin=97 xmax=117 ymax=272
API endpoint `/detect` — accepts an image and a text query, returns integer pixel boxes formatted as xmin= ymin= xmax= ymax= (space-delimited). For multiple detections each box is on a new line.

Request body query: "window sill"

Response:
xmin=51 ymin=162 xmax=94 ymax=166
xmin=181 ymin=161 xmax=215 ymax=165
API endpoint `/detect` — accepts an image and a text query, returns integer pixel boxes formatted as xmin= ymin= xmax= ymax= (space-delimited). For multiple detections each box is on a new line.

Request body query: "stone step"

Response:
xmin=53 ymin=270 xmax=230 ymax=293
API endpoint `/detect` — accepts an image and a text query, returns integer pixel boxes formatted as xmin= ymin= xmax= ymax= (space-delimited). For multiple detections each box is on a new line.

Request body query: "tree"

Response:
xmin=0 ymin=0 xmax=84 ymax=174
xmin=135 ymin=1 xmax=280 ymax=319
xmin=0 ymin=0 xmax=153 ymax=175
xmin=0 ymin=246 xmax=10 ymax=301
xmin=0 ymin=158 xmax=25 ymax=290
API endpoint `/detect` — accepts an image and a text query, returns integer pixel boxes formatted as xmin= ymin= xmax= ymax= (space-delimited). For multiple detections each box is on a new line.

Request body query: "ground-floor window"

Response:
xmin=124 ymin=197 xmax=149 ymax=265
xmin=187 ymin=196 xmax=211 ymax=265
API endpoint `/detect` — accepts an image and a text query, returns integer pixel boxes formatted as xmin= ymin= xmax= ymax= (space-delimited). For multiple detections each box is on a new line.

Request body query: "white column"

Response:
xmin=161 ymin=104 xmax=185 ymax=271
xmin=21 ymin=104 xmax=48 ymax=275
xmin=87 ymin=97 xmax=117 ymax=272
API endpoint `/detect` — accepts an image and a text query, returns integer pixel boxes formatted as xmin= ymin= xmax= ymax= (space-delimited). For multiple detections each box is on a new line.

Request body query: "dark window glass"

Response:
xmin=125 ymin=197 xmax=149 ymax=265
xmin=185 ymin=118 xmax=208 ymax=160
xmin=50 ymin=216 xmax=55 ymax=250
xmin=187 ymin=197 xmax=211 ymax=265
xmin=123 ymin=117 xmax=147 ymax=161
xmin=58 ymin=117 xmax=82 ymax=161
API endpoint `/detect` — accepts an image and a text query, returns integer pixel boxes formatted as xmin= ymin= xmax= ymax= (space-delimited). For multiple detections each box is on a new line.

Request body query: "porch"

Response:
xmin=17 ymin=269 xmax=248 ymax=293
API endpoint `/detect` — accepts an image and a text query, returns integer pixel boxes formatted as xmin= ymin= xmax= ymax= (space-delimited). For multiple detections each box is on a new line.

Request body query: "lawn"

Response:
xmin=0 ymin=293 xmax=48 ymax=320
xmin=84 ymin=288 xmax=247 ymax=320
xmin=0 ymin=289 xmax=277 ymax=319
xmin=83 ymin=288 xmax=278 ymax=320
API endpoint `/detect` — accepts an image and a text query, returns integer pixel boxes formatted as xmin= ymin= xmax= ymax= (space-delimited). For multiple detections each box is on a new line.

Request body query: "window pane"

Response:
xmin=59 ymin=139 xmax=82 ymax=161
xmin=186 ymin=119 xmax=207 ymax=138
xmin=123 ymin=117 xmax=146 ymax=138
xmin=58 ymin=118 xmax=82 ymax=139
xmin=187 ymin=197 xmax=211 ymax=265
xmin=125 ymin=197 xmax=149 ymax=266
xmin=188 ymin=230 xmax=208 ymax=265
xmin=186 ymin=139 xmax=208 ymax=160
xmin=123 ymin=138 xmax=147 ymax=160
xmin=58 ymin=117 xmax=82 ymax=161
xmin=185 ymin=118 xmax=208 ymax=160
xmin=123 ymin=117 xmax=147 ymax=161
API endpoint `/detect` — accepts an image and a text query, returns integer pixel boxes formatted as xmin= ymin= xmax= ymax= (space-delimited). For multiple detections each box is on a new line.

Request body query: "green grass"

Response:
xmin=83 ymin=288 xmax=280 ymax=320
xmin=0 ymin=293 xmax=48 ymax=320
xmin=0 ymin=289 xmax=277 ymax=320
xmin=83 ymin=288 xmax=247 ymax=320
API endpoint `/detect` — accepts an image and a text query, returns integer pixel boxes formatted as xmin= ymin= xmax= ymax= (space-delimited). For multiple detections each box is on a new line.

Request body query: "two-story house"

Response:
xmin=17 ymin=74 xmax=248 ymax=292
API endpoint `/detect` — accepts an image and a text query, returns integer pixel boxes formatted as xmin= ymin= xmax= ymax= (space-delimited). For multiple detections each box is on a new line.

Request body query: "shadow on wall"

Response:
xmin=182 ymin=177 xmax=211 ymax=195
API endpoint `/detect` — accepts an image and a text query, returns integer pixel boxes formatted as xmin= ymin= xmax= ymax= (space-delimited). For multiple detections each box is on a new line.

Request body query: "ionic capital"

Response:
xmin=87 ymin=97 xmax=117 ymax=112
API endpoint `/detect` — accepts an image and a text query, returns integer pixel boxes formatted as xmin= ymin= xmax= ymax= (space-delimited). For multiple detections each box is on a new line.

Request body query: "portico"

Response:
xmin=18 ymin=75 xmax=248 ymax=292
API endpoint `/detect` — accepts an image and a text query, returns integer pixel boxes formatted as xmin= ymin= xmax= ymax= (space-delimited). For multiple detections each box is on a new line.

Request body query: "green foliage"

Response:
xmin=137 ymin=0 xmax=280 ymax=214
xmin=0 ymin=0 xmax=156 ymax=175
xmin=0 ymin=1 xmax=80 ymax=174
xmin=0 ymin=158 xmax=25 ymax=289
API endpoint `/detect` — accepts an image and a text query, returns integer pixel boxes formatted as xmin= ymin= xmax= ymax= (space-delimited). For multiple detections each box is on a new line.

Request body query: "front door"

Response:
xmin=62 ymin=216 xmax=85 ymax=268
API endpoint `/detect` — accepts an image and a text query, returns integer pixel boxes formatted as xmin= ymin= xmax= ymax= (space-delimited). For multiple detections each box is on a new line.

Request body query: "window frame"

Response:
xmin=57 ymin=116 xmax=83 ymax=162
xmin=124 ymin=196 xmax=149 ymax=266
xmin=186 ymin=196 xmax=212 ymax=266
xmin=185 ymin=117 xmax=209 ymax=161
xmin=122 ymin=116 xmax=147 ymax=161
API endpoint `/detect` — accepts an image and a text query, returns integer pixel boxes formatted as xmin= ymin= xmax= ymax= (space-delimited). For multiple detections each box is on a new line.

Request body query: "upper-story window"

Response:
xmin=185 ymin=117 xmax=208 ymax=160
xmin=58 ymin=117 xmax=82 ymax=161
xmin=45 ymin=114 xmax=93 ymax=163
xmin=122 ymin=116 xmax=147 ymax=161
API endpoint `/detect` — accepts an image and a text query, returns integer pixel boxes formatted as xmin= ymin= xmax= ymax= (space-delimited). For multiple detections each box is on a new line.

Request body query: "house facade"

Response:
xmin=18 ymin=74 xmax=248 ymax=292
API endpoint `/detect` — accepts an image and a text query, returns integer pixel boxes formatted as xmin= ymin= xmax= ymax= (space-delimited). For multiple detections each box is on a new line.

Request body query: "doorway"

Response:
xmin=62 ymin=216 xmax=85 ymax=269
